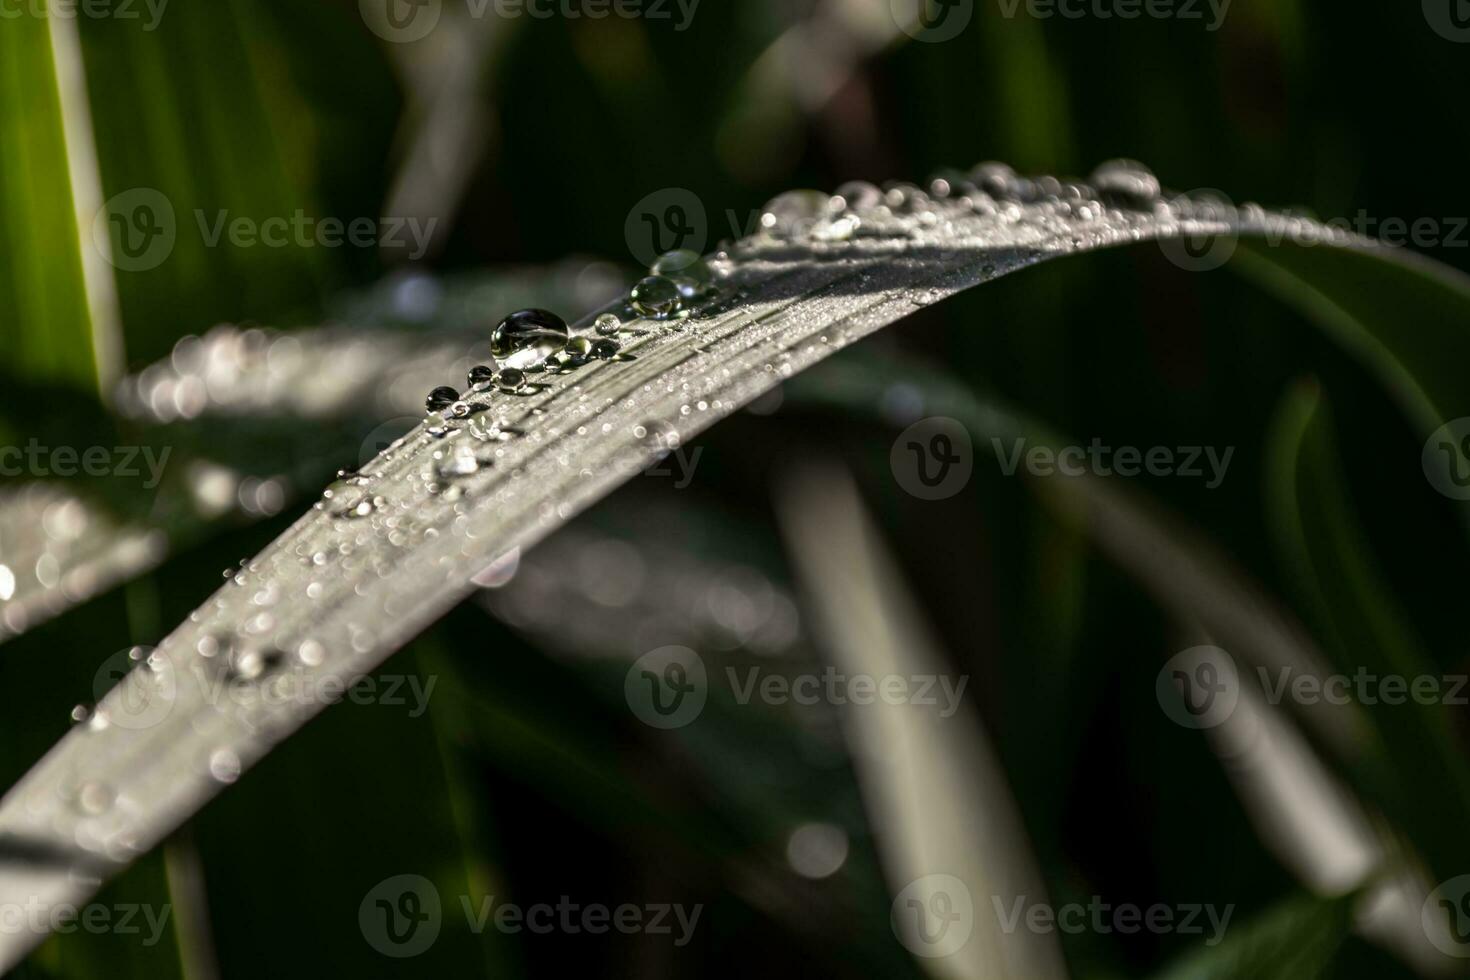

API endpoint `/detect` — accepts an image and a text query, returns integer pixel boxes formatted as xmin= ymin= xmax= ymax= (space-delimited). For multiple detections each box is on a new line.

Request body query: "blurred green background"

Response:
xmin=3 ymin=0 xmax=1470 ymax=977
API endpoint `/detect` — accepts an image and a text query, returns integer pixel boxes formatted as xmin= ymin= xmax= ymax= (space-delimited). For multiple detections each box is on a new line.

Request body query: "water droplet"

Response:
xmin=491 ymin=309 xmax=569 ymax=358
xmin=594 ymin=313 xmax=621 ymax=336
xmin=832 ymin=180 xmax=882 ymax=211
xmin=564 ymin=336 xmax=593 ymax=361
xmin=630 ymin=276 xmax=683 ymax=319
xmin=75 ymin=781 xmax=114 ymax=816
xmin=496 ymin=368 xmax=527 ymax=392
xmin=651 ymin=249 xmax=712 ymax=285
xmin=591 ymin=338 xmax=621 ymax=359
xmin=426 ymin=386 xmax=459 ymax=413
xmin=969 ymin=161 xmax=1018 ymax=199
xmin=438 ymin=443 xmax=482 ymax=478
xmin=297 ymin=639 xmax=326 ymax=666
xmin=467 ymin=364 xmax=496 ymax=388
xmin=227 ymin=646 xmax=284 ymax=682
xmin=209 ymin=748 xmax=242 ymax=784
xmin=1089 ymin=159 xmax=1161 ymax=206
xmin=760 ymin=190 xmax=829 ymax=238
xmin=928 ymin=169 xmax=973 ymax=199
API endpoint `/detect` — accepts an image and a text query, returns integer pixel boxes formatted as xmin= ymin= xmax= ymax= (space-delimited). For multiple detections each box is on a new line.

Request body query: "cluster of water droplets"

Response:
xmin=733 ymin=159 xmax=1303 ymax=257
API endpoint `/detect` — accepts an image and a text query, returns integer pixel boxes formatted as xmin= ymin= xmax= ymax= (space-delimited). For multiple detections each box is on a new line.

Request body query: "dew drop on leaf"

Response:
xmin=630 ymin=276 xmax=684 ymax=319
xmin=490 ymin=308 xmax=569 ymax=358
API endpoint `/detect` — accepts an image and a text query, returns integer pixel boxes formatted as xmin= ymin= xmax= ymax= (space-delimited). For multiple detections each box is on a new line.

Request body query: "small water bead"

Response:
xmin=496 ymin=368 xmax=527 ymax=392
xmin=928 ymin=169 xmax=973 ymax=199
xmin=760 ymin=189 xmax=829 ymax=238
xmin=438 ymin=444 xmax=483 ymax=478
xmin=1089 ymin=159 xmax=1161 ymax=207
xmin=564 ymin=336 xmax=593 ymax=360
xmin=467 ymin=364 xmax=496 ymax=388
xmin=591 ymin=338 xmax=621 ymax=359
xmin=491 ymin=308 xmax=569 ymax=358
xmin=631 ymin=275 xmax=684 ymax=319
xmin=594 ymin=313 xmax=621 ymax=336
xmin=209 ymin=748 xmax=242 ymax=784
xmin=227 ymin=646 xmax=285 ymax=682
xmin=426 ymin=386 xmax=459 ymax=413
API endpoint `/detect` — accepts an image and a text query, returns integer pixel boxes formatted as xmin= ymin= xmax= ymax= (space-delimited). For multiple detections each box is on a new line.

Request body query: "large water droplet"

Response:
xmin=563 ymin=336 xmax=593 ymax=361
xmin=833 ymin=180 xmax=882 ymax=211
xmin=1090 ymin=159 xmax=1161 ymax=206
xmin=467 ymin=364 xmax=496 ymax=388
xmin=491 ymin=309 xmax=569 ymax=358
xmin=631 ymin=276 xmax=684 ymax=319
xmin=651 ymin=249 xmax=712 ymax=285
xmin=760 ymin=190 xmax=829 ymax=238
xmin=426 ymin=386 xmax=459 ymax=413
xmin=594 ymin=313 xmax=621 ymax=336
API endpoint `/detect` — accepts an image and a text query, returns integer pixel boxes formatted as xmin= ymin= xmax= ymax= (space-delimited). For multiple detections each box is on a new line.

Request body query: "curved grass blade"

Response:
xmin=0 ymin=265 xmax=625 ymax=644
xmin=0 ymin=170 xmax=1403 ymax=970
xmin=1265 ymin=381 xmax=1470 ymax=891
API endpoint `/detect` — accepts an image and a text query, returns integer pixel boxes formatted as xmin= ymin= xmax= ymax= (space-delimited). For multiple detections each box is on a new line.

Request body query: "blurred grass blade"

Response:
xmin=1152 ymin=891 xmax=1355 ymax=980
xmin=775 ymin=460 xmax=1067 ymax=979
xmin=0 ymin=15 xmax=101 ymax=395
xmin=77 ymin=4 xmax=327 ymax=362
xmin=1265 ymin=381 xmax=1470 ymax=889
xmin=0 ymin=170 xmax=1411 ymax=969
